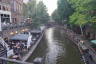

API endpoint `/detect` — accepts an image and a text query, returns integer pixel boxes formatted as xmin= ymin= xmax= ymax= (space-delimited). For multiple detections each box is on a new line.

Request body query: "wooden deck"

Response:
xmin=21 ymin=32 xmax=44 ymax=62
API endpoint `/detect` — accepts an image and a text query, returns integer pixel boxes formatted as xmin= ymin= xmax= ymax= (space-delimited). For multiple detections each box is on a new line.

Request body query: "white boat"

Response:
xmin=33 ymin=57 xmax=44 ymax=64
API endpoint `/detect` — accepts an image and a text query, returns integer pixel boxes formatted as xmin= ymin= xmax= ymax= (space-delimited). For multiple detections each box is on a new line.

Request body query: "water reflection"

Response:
xmin=45 ymin=28 xmax=65 ymax=64
xmin=27 ymin=27 xmax=84 ymax=64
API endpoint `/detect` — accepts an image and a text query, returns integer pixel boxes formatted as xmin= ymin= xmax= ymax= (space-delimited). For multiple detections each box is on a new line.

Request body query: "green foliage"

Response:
xmin=23 ymin=0 xmax=49 ymax=27
xmin=52 ymin=0 xmax=73 ymax=24
xmin=51 ymin=9 xmax=60 ymax=23
xmin=69 ymin=12 xmax=89 ymax=26
xmin=27 ymin=0 xmax=37 ymax=20
xmin=57 ymin=0 xmax=73 ymax=21
xmin=23 ymin=3 xmax=28 ymax=19
xmin=36 ymin=1 xmax=49 ymax=24
xmin=68 ymin=0 xmax=96 ymax=26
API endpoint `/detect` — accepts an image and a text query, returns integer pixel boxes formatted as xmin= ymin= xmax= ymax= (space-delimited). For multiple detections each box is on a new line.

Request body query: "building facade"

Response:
xmin=0 ymin=0 xmax=10 ymax=61
xmin=0 ymin=0 xmax=23 ymax=24
xmin=0 ymin=0 xmax=11 ymax=23
xmin=11 ymin=0 xmax=23 ymax=23
xmin=0 ymin=0 xmax=11 ymax=31
xmin=0 ymin=0 xmax=30 ymax=39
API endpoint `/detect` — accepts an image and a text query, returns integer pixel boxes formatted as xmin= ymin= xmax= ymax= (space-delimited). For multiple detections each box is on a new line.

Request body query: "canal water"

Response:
xmin=27 ymin=27 xmax=84 ymax=64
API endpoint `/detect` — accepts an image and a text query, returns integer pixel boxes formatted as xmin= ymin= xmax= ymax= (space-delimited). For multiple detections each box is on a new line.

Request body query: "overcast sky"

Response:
xmin=23 ymin=0 xmax=57 ymax=15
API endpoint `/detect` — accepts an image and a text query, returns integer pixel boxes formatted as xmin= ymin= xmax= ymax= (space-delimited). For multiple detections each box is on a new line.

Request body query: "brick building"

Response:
xmin=0 ymin=0 xmax=24 ymax=27
xmin=0 ymin=0 xmax=11 ymax=24
xmin=0 ymin=0 xmax=10 ymax=63
xmin=10 ymin=0 xmax=23 ymax=23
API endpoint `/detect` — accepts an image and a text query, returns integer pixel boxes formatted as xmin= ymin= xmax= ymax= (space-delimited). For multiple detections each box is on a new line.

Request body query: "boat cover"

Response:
xmin=91 ymin=40 xmax=96 ymax=44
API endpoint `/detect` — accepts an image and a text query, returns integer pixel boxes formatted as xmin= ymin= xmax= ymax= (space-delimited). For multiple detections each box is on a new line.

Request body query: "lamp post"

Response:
xmin=0 ymin=15 xmax=2 ymax=32
xmin=0 ymin=15 xmax=3 ymax=37
xmin=80 ymin=25 xmax=84 ymax=36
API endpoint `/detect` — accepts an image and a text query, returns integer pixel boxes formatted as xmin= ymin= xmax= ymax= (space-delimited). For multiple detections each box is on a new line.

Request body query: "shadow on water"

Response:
xmin=27 ymin=27 xmax=84 ymax=64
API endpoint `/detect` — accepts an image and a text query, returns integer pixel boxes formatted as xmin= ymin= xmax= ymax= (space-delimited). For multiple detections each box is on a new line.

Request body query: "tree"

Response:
xmin=52 ymin=0 xmax=73 ymax=24
xmin=57 ymin=0 xmax=73 ymax=22
xmin=51 ymin=9 xmax=60 ymax=24
xmin=23 ymin=3 xmax=28 ymax=19
xmin=68 ymin=0 xmax=96 ymax=26
xmin=36 ymin=1 xmax=49 ymax=25
xmin=23 ymin=0 xmax=49 ymax=27
xmin=27 ymin=0 xmax=37 ymax=21
xmin=67 ymin=0 xmax=96 ymax=36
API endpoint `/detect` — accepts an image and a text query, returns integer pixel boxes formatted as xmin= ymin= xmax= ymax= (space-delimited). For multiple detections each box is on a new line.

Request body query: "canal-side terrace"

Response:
xmin=1 ymin=22 xmax=32 ymax=38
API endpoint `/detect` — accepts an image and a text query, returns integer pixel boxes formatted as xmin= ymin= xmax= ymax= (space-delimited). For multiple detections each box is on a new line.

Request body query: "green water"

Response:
xmin=27 ymin=27 xmax=84 ymax=64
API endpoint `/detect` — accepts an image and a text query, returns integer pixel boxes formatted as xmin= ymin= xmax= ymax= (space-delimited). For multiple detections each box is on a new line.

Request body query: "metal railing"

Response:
xmin=1 ymin=22 xmax=32 ymax=30
xmin=0 ymin=57 xmax=33 ymax=64
xmin=62 ymin=26 xmax=96 ymax=63
xmin=0 ymin=22 xmax=33 ymax=64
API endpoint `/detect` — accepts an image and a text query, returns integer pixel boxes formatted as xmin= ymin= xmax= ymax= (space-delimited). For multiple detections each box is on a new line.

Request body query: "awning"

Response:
xmin=30 ymin=30 xmax=42 ymax=34
xmin=10 ymin=34 xmax=29 ymax=41
xmin=91 ymin=40 xmax=96 ymax=44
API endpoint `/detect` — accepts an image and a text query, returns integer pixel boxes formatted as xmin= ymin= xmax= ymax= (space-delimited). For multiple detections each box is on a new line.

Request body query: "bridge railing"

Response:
xmin=0 ymin=57 xmax=33 ymax=64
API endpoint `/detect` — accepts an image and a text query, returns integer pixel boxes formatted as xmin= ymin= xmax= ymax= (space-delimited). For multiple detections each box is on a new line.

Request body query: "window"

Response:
xmin=6 ymin=7 xmax=8 ymax=11
xmin=13 ymin=1 xmax=16 ymax=11
xmin=0 ymin=5 xmax=1 ymax=10
xmin=2 ymin=6 xmax=5 ymax=11
xmin=0 ymin=0 xmax=2 ymax=2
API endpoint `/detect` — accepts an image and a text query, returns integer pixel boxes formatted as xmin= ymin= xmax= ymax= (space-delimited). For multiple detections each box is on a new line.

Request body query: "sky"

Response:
xmin=23 ymin=0 xmax=57 ymax=15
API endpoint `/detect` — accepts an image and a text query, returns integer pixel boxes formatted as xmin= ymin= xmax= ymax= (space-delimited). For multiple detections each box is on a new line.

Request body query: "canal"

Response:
xmin=27 ymin=27 xmax=84 ymax=64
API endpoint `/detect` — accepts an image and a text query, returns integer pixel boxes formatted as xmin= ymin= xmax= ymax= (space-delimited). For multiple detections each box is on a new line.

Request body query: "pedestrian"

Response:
xmin=13 ymin=45 xmax=17 ymax=55
xmin=11 ymin=42 xmax=15 ymax=48
xmin=89 ymin=54 xmax=93 ymax=61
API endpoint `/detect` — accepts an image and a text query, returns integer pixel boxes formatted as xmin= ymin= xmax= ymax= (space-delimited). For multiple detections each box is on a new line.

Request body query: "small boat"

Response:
xmin=33 ymin=57 xmax=44 ymax=64
xmin=90 ymin=40 xmax=96 ymax=50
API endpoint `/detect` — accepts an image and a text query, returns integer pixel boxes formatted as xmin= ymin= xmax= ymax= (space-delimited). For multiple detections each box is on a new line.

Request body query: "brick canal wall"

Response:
xmin=59 ymin=26 xmax=96 ymax=63
xmin=22 ymin=32 xmax=44 ymax=62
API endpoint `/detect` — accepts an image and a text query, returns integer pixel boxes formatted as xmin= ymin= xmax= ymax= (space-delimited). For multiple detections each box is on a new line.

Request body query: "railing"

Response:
xmin=0 ymin=22 xmax=33 ymax=64
xmin=62 ymin=26 xmax=96 ymax=63
xmin=1 ymin=22 xmax=32 ymax=30
xmin=0 ymin=57 xmax=33 ymax=64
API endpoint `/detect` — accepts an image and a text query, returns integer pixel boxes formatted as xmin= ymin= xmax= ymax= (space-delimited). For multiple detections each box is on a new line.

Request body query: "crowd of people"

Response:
xmin=8 ymin=41 xmax=27 ymax=60
xmin=5 ymin=33 xmax=41 ymax=60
